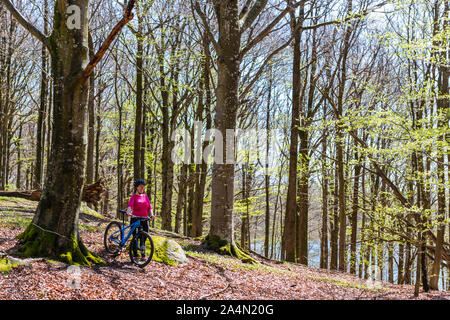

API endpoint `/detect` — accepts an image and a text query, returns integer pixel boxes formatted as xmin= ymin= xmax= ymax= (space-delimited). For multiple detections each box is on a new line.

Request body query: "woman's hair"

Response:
xmin=133 ymin=179 xmax=146 ymax=193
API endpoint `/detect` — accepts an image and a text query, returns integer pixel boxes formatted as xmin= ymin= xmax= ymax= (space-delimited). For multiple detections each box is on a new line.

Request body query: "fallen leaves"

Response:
xmin=0 ymin=208 xmax=449 ymax=300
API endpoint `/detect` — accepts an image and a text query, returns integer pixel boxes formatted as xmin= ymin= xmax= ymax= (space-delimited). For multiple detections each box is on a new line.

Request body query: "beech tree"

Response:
xmin=0 ymin=0 xmax=137 ymax=265
xmin=194 ymin=0 xmax=302 ymax=260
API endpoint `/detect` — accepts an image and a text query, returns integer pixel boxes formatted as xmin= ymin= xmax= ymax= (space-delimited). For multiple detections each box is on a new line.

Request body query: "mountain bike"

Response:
xmin=104 ymin=210 xmax=154 ymax=268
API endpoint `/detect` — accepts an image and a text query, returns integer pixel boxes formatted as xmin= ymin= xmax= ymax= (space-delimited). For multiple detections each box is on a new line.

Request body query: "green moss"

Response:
xmin=0 ymin=259 xmax=18 ymax=275
xmin=308 ymin=275 xmax=385 ymax=292
xmin=152 ymin=236 xmax=175 ymax=266
xmin=79 ymin=202 xmax=104 ymax=220
xmin=16 ymin=223 xmax=103 ymax=267
xmin=45 ymin=259 xmax=60 ymax=265
xmin=0 ymin=210 xmax=32 ymax=228
xmin=58 ymin=233 xmax=104 ymax=266
xmin=186 ymin=250 xmax=293 ymax=277
xmin=79 ymin=224 xmax=100 ymax=233
xmin=151 ymin=235 xmax=187 ymax=266
xmin=203 ymin=234 xmax=257 ymax=264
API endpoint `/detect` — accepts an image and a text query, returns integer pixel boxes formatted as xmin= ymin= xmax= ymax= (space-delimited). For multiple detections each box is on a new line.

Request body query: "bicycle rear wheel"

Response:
xmin=104 ymin=221 xmax=123 ymax=255
xmin=129 ymin=231 xmax=154 ymax=268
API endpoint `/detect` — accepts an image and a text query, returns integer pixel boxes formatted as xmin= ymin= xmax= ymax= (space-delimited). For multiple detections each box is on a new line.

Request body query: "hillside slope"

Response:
xmin=0 ymin=197 xmax=448 ymax=300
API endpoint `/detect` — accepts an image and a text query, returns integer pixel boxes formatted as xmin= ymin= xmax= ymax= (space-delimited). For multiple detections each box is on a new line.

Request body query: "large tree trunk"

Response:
xmin=208 ymin=1 xmax=241 ymax=244
xmin=159 ymin=28 xmax=174 ymax=231
xmin=17 ymin=1 xmax=100 ymax=266
xmin=133 ymin=2 xmax=144 ymax=181
xmin=205 ymin=0 xmax=253 ymax=264
xmin=8 ymin=0 xmax=135 ymax=266
xmin=282 ymin=4 xmax=303 ymax=263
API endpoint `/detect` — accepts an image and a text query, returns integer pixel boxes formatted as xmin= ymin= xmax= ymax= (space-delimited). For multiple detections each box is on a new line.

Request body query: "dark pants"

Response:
xmin=130 ymin=217 xmax=149 ymax=257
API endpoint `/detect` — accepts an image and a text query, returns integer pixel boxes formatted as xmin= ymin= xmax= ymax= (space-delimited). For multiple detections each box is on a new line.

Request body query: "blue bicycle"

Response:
xmin=104 ymin=209 xmax=154 ymax=268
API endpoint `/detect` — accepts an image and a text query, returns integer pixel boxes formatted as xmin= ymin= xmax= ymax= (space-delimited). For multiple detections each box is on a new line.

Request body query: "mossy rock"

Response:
xmin=151 ymin=235 xmax=188 ymax=266
xmin=79 ymin=202 xmax=104 ymax=220
xmin=0 ymin=259 xmax=18 ymax=275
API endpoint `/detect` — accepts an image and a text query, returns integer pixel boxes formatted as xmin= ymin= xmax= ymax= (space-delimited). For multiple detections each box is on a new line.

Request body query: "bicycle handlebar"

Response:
xmin=130 ymin=215 xmax=154 ymax=220
xmin=117 ymin=209 xmax=155 ymax=220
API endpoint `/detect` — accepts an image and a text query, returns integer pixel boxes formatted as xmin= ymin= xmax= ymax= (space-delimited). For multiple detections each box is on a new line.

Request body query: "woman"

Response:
xmin=126 ymin=179 xmax=154 ymax=261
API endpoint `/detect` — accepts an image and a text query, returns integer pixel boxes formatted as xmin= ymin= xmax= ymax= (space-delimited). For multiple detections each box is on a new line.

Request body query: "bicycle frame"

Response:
xmin=108 ymin=218 xmax=145 ymax=247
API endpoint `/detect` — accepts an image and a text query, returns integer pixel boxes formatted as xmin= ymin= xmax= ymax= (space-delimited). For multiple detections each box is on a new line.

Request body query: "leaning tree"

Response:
xmin=0 ymin=0 xmax=136 ymax=266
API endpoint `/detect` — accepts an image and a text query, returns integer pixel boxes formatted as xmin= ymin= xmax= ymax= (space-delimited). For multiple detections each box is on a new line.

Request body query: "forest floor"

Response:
xmin=0 ymin=196 xmax=449 ymax=300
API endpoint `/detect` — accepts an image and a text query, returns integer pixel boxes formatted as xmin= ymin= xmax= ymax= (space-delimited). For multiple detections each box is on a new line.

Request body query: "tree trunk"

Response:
xmin=86 ymin=31 xmax=95 ymax=185
xmin=133 ymin=2 xmax=144 ymax=181
xmin=34 ymin=0 xmax=49 ymax=189
xmin=206 ymin=0 xmax=254 ymax=264
xmin=159 ymin=29 xmax=174 ymax=231
xmin=337 ymin=0 xmax=353 ymax=272
xmin=349 ymin=138 xmax=361 ymax=274
xmin=282 ymin=4 xmax=304 ymax=262
xmin=114 ymin=61 xmax=124 ymax=212
xmin=17 ymin=1 xmax=101 ymax=266
xmin=16 ymin=124 xmax=22 ymax=189
xmin=264 ymin=69 xmax=272 ymax=258
xmin=330 ymin=159 xmax=339 ymax=270
xmin=9 ymin=0 xmax=135 ymax=266
xmin=297 ymin=129 xmax=309 ymax=265
xmin=320 ymin=105 xmax=328 ymax=269
xmin=430 ymin=0 xmax=448 ymax=290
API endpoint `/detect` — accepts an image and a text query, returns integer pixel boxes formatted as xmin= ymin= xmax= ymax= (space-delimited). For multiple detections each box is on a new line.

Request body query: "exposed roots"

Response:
xmin=15 ymin=223 xmax=103 ymax=267
xmin=203 ymin=234 xmax=257 ymax=264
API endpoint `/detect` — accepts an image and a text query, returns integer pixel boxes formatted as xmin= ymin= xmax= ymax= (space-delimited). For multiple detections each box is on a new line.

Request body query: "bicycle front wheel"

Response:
xmin=129 ymin=231 xmax=154 ymax=268
xmin=104 ymin=221 xmax=123 ymax=255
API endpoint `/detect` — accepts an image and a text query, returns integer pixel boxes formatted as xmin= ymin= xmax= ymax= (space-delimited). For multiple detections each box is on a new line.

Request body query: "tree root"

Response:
xmin=203 ymin=234 xmax=257 ymax=264
xmin=15 ymin=223 xmax=103 ymax=267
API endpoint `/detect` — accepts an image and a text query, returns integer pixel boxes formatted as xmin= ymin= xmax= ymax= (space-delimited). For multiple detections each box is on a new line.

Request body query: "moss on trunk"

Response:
xmin=16 ymin=223 xmax=103 ymax=267
xmin=203 ymin=234 xmax=256 ymax=264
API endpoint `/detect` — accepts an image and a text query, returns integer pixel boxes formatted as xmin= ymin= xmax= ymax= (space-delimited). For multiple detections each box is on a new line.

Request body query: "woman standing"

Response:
xmin=126 ymin=179 xmax=154 ymax=261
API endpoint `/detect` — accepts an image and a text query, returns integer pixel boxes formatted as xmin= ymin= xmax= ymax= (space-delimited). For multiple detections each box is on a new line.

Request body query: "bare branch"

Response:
xmin=0 ymin=0 xmax=50 ymax=50
xmin=239 ymin=0 xmax=253 ymax=20
xmin=301 ymin=1 xmax=389 ymax=30
xmin=240 ymin=1 xmax=301 ymax=59
xmin=191 ymin=0 xmax=220 ymax=53
xmin=80 ymin=0 xmax=136 ymax=82
xmin=240 ymin=0 xmax=268 ymax=34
